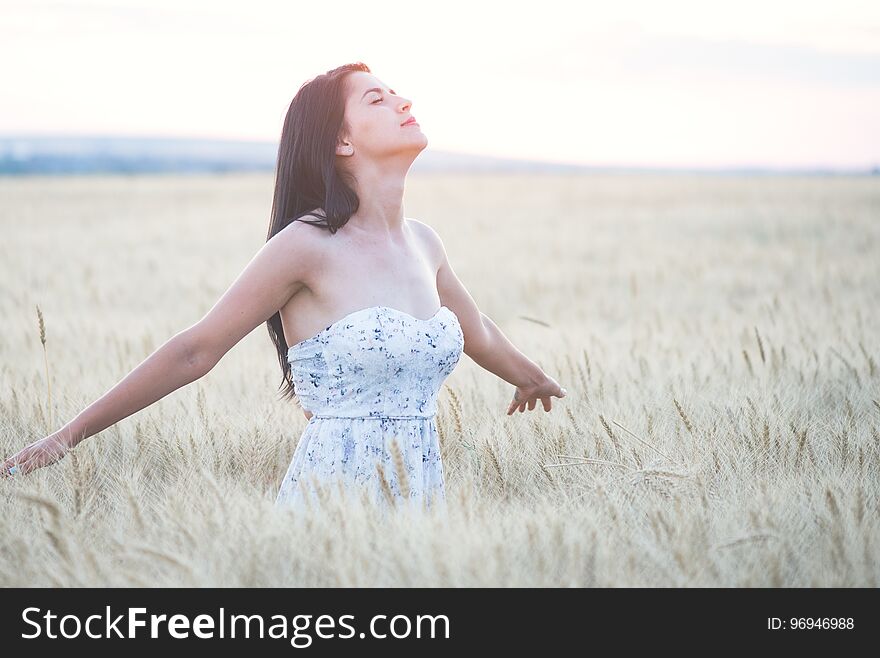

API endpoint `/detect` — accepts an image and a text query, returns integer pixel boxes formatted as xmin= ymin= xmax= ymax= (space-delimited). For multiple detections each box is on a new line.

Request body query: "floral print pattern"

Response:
xmin=274 ymin=305 xmax=463 ymax=513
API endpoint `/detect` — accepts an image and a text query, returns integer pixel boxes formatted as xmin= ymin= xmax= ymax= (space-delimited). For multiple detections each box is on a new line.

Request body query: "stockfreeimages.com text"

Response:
xmin=21 ymin=607 xmax=451 ymax=647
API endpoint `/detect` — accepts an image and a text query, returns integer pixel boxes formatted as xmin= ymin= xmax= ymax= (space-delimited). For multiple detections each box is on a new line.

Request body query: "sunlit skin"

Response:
xmin=0 ymin=71 xmax=567 ymax=479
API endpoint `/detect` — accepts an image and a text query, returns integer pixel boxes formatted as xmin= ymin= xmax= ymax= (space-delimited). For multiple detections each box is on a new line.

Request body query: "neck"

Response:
xmin=345 ymin=156 xmax=412 ymax=234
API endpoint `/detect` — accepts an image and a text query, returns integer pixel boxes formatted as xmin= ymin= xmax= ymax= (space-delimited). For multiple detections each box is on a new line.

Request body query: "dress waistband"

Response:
xmin=311 ymin=413 xmax=435 ymax=420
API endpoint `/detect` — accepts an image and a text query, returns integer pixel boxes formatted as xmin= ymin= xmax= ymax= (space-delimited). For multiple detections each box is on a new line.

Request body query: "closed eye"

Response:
xmin=371 ymin=97 xmax=382 ymax=104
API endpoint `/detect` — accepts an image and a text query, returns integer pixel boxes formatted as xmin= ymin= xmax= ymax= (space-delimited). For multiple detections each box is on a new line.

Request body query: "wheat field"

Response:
xmin=0 ymin=171 xmax=878 ymax=586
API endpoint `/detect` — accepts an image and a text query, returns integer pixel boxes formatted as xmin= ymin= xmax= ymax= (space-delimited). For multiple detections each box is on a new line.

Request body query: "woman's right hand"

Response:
xmin=0 ymin=433 xmax=73 ymax=478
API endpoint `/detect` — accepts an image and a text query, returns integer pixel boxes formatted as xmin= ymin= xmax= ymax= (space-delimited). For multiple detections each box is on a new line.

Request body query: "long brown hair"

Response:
xmin=265 ymin=62 xmax=369 ymax=403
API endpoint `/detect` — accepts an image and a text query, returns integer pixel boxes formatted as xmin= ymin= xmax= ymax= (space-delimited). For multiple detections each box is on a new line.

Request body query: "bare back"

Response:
xmin=279 ymin=215 xmax=441 ymax=349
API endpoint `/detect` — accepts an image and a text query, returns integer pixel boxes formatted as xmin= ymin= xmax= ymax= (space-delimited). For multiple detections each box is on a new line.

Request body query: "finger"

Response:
xmin=1 ymin=451 xmax=29 ymax=477
xmin=527 ymin=398 xmax=536 ymax=411
xmin=0 ymin=460 xmax=22 ymax=478
xmin=14 ymin=458 xmax=35 ymax=476
xmin=21 ymin=448 xmax=62 ymax=475
xmin=540 ymin=396 xmax=551 ymax=411
xmin=557 ymin=386 xmax=567 ymax=398
xmin=518 ymin=401 xmax=526 ymax=413
xmin=13 ymin=444 xmax=63 ymax=476
xmin=4 ymin=456 xmax=33 ymax=477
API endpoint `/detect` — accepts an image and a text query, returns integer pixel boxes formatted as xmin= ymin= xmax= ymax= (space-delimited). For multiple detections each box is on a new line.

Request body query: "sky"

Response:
xmin=1 ymin=0 xmax=878 ymax=169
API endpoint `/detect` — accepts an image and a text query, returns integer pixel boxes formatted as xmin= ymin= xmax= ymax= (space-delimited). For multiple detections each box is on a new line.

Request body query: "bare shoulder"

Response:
xmin=252 ymin=220 xmax=330 ymax=300
xmin=270 ymin=218 xmax=328 ymax=262
xmin=406 ymin=217 xmax=447 ymax=269
xmin=274 ymin=216 xmax=327 ymax=243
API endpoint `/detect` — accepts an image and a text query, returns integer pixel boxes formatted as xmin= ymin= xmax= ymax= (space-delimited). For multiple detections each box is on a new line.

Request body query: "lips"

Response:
xmin=401 ymin=117 xmax=417 ymax=126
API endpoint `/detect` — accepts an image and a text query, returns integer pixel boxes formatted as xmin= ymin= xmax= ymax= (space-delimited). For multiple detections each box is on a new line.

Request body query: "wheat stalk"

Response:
xmin=388 ymin=437 xmax=410 ymax=500
xmin=375 ymin=462 xmax=396 ymax=508
xmin=754 ymin=326 xmax=766 ymax=364
xmin=673 ymin=398 xmax=695 ymax=435
xmin=789 ymin=422 xmax=809 ymax=469
xmin=598 ymin=414 xmax=623 ymax=461
xmin=16 ymin=491 xmax=63 ymax=522
xmin=486 ymin=440 xmax=503 ymax=480
xmin=70 ymin=450 xmax=83 ymax=517
xmin=36 ymin=305 xmax=54 ymax=432
xmin=447 ymin=386 xmax=463 ymax=437
xmin=742 ymin=349 xmax=753 ymax=376
xmin=543 ymin=457 xmax=632 ymax=470
xmin=610 ymin=418 xmax=680 ymax=465
xmin=825 ymin=486 xmax=839 ymax=517
xmin=830 ymin=347 xmax=861 ymax=385
xmin=858 ymin=342 xmax=876 ymax=377
xmin=634 ymin=467 xmax=696 ymax=480
xmin=713 ymin=532 xmax=776 ymax=550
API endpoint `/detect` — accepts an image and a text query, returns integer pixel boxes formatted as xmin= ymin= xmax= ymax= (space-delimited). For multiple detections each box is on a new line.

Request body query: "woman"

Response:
xmin=1 ymin=62 xmax=567 ymax=511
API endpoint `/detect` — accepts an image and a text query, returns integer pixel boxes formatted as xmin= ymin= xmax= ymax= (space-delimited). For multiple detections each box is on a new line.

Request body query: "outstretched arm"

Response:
xmin=1 ymin=223 xmax=313 ymax=478
xmin=412 ymin=220 xmax=567 ymax=415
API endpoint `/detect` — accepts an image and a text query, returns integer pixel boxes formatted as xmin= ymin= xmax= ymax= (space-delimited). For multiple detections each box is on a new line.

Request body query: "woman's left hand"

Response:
xmin=506 ymin=375 xmax=567 ymax=415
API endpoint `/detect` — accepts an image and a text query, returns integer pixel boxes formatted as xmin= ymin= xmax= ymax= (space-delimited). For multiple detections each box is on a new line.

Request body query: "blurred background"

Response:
xmin=1 ymin=0 xmax=877 ymax=174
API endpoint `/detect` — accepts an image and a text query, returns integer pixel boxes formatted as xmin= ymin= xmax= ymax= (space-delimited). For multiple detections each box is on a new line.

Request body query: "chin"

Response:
xmin=408 ymin=131 xmax=428 ymax=147
xmin=412 ymin=137 xmax=428 ymax=153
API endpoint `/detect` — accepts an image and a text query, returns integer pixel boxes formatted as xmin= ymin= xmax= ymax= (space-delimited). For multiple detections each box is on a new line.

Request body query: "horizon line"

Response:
xmin=0 ymin=131 xmax=876 ymax=175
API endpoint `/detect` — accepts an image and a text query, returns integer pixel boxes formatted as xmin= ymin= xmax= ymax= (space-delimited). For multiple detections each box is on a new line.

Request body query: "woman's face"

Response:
xmin=337 ymin=72 xmax=427 ymax=161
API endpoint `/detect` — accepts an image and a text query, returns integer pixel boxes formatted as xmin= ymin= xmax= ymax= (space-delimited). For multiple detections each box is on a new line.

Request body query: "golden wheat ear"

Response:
xmin=36 ymin=304 xmax=54 ymax=432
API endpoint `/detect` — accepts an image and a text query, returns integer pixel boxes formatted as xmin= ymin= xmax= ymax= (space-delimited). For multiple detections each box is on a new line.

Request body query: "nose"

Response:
xmin=399 ymin=97 xmax=412 ymax=112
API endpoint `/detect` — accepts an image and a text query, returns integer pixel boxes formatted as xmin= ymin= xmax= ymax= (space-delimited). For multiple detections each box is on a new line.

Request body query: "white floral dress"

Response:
xmin=274 ymin=305 xmax=463 ymax=512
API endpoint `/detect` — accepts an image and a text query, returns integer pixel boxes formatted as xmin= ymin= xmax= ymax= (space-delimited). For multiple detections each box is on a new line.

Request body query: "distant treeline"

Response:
xmin=0 ymin=154 xmax=274 ymax=175
xmin=0 ymin=136 xmax=875 ymax=176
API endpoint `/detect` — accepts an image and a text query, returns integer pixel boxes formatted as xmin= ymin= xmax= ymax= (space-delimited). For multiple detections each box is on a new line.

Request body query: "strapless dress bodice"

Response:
xmin=287 ymin=305 xmax=463 ymax=419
